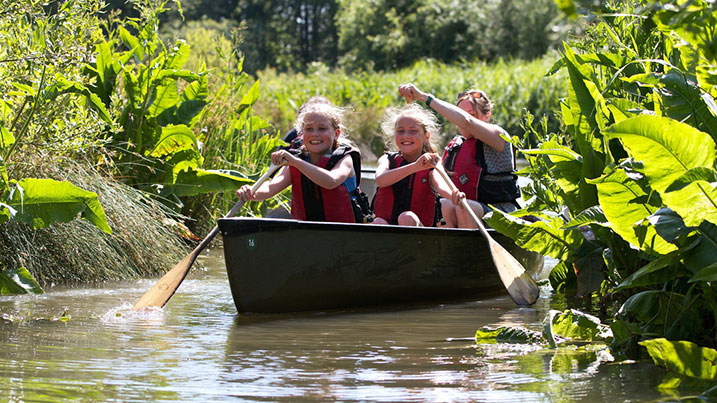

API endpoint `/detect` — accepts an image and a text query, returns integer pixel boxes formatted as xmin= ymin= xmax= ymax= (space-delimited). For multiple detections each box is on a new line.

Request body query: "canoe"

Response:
xmin=217 ymin=217 xmax=543 ymax=313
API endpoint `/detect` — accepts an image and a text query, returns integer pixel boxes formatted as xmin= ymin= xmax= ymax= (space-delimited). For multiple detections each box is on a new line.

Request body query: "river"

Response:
xmin=0 ymin=246 xmax=693 ymax=402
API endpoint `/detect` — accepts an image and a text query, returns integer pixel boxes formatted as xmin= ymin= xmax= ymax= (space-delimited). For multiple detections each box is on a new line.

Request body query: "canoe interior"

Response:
xmin=218 ymin=217 xmax=543 ymax=314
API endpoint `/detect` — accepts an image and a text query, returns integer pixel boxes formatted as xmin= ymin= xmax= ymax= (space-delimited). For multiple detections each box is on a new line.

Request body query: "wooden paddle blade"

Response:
xmin=133 ymin=226 xmax=219 ymax=310
xmin=488 ymin=238 xmax=540 ymax=306
xmin=132 ymin=251 xmax=197 ymax=309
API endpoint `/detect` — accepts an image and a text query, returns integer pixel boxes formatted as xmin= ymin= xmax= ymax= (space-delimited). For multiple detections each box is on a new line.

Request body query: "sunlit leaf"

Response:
xmin=118 ymin=26 xmax=143 ymax=60
xmin=605 ymin=115 xmax=716 ymax=227
xmin=0 ymin=126 xmax=14 ymax=150
xmin=666 ymin=167 xmax=717 ymax=192
xmin=147 ymin=124 xmax=198 ymax=157
xmin=485 ymin=210 xmax=582 ymax=261
xmin=563 ymin=205 xmax=609 ymax=230
xmin=165 ymin=167 xmax=252 ymax=197
xmin=165 ymin=40 xmax=190 ymax=71
xmin=475 ymin=326 xmax=544 ymax=344
xmin=149 ymin=81 xmax=180 ymax=118
xmin=236 ymin=80 xmax=261 ymax=114
xmin=554 ymin=0 xmax=577 ymax=18
xmin=588 ymin=167 xmax=676 ymax=254
xmin=544 ymin=309 xmax=613 ymax=349
xmin=0 ymin=267 xmax=44 ymax=295
xmin=640 ymin=338 xmax=717 ymax=380
xmin=549 ymin=261 xmax=577 ymax=293
xmin=7 ymin=178 xmax=111 ymax=234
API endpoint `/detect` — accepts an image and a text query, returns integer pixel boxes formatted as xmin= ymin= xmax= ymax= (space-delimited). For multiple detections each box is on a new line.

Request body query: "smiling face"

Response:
xmin=301 ymin=112 xmax=339 ymax=156
xmin=394 ymin=116 xmax=428 ymax=161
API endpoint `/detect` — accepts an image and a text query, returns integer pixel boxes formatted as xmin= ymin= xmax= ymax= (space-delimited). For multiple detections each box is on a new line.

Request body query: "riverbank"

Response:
xmin=0 ymin=158 xmax=188 ymax=285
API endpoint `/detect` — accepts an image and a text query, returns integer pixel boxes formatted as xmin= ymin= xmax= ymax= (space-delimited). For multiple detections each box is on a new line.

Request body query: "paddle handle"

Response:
xmin=226 ymin=163 xmax=280 ymax=218
xmin=434 ymin=162 xmax=490 ymax=238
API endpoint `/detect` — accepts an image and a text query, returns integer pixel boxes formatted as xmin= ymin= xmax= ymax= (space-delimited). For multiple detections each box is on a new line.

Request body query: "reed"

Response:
xmin=0 ymin=156 xmax=189 ymax=285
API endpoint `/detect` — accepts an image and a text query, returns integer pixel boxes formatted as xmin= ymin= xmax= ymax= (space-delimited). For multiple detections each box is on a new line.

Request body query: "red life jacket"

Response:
xmin=289 ymin=145 xmax=360 ymax=223
xmin=442 ymin=136 xmax=520 ymax=203
xmin=373 ymin=152 xmax=437 ymax=226
xmin=442 ymin=136 xmax=483 ymax=200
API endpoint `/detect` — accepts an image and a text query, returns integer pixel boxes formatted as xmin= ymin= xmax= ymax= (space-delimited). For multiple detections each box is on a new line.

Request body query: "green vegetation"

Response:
xmin=483 ymin=0 xmax=717 ymax=391
xmin=255 ymin=56 xmax=567 ymax=160
xmin=107 ymin=0 xmax=570 ymax=73
xmin=0 ymin=0 xmax=279 ymax=284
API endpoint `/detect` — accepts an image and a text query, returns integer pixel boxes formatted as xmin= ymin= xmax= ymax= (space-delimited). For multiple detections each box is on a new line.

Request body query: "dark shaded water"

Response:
xmin=0 ymin=247 xmax=702 ymax=402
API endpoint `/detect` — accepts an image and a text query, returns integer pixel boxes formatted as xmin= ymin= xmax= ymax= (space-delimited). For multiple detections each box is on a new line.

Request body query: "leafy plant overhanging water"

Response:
xmin=0 ymin=0 xmax=281 ymax=285
xmin=483 ymin=0 xmax=717 ymax=393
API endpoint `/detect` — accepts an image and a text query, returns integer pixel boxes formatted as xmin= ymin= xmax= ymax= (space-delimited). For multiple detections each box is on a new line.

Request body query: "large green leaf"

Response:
xmin=549 ymin=261 xmax=577 ymax=292
xmin=604 ymin=115 xmax=716 ymax=227
xmin=572 ymin=240 xmax=605 ymax=297
xmin=588 ymin=167 xmax=676 ymax=254
xmin=690 ymin=263 xmax=717 ymax=282
xmin=166 ymin=167 xmax=252 ymax=197
xmin=119 ymin=26 xmax=143 ymax=60
xmin=236 ymin=80 xmax=261 ymax=114
xmin=475 ymin=326 xmax=544 ymax=344
xmin=485 ymin=210 xmax=582 ymax=261
xmin=640 ymin=338 xmax=717 ymax=380
xmin=156 ymin=75 xmax=208 ymax=127
xmin=624 ymin=67 xmax=717 ymax=138
xmin=650 ymin=207 xmax=691 ymax=244
xmin=615 ymin=252 xmax=687 ymax=290
xmin=523 ymin=141 xmax=584 ymax=211
xmin=0 ymin=267 xmax=44 ymax=295
xmin=605 ymin=115 xmax=715 ymax=191
xmin=544 ymin=309 xmax=613 ymax=348
xmin=7 ymin=178 xmax=111 ymax=234
xmin=683 ymin=221 xmax=717 ymax=274
xmin=0 ymin=126 xmax=14 ymax=150
xmin=563 ymin=205 xmax=609 ymax=230
xmin=164 ymin=40 xmax=190 ymax=71
xmin=146 ymin=125 xmax=198 ymax=157
xmin=618 ymin=290 xmax=701 ymax=341
xmin=149 ymin=80 xmax=180 ymax=118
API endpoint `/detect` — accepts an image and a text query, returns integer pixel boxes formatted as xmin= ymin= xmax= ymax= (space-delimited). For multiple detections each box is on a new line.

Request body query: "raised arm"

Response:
xmin=398 ymin=83 xmax=507 ymax=153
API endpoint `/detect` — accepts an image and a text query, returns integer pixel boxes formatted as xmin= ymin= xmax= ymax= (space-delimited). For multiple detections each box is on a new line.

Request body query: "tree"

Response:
xmin=336 ymin=0 xmax=562 ymax=71
xmin=233 ymin=0 xmax=339 ymax=73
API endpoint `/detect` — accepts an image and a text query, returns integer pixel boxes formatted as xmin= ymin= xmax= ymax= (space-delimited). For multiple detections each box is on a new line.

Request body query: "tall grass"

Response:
xmin=254 ymin=55 xmax=567 ymax=161
xmin=0 ymin=156 xmax=188 ymax=285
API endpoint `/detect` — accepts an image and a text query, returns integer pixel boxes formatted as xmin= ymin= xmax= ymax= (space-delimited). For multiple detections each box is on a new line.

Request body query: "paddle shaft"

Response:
xmin=434 ymin=162 xmax=539 ymax=306
xmin=434 ymin=164 xmax=492 ymax=239
xmin=133 ymin=164 xmax=280 ymax=310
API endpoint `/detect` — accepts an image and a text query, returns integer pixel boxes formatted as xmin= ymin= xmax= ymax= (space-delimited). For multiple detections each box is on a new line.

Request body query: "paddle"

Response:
xmin=133 ymin=164 xmax=280 ymax=310
xmin=434 ymin=162 xmax=539 ymax=306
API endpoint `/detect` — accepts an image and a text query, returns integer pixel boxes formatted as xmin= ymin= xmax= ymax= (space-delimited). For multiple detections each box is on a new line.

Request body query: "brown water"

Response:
xmin=0 ymin=247 xmax=700 ymax=402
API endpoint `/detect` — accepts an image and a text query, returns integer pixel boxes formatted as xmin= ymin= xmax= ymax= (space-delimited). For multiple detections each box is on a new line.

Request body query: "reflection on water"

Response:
xmin=0 ymin=246 xmax=697 ymax=402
